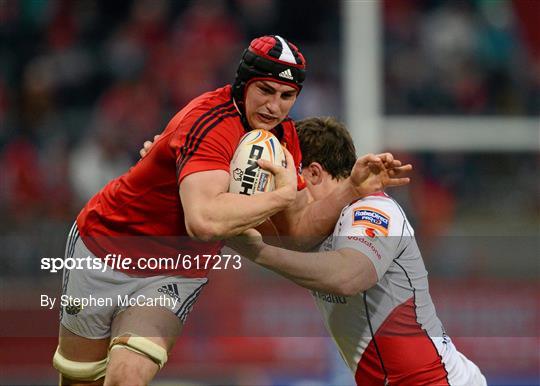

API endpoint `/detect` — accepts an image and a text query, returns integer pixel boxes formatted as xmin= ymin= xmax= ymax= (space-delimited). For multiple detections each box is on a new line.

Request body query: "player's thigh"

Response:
xmin=104 ymin=306 xmax=181 ymax=386
xmin=59 ymin=325 xmax=110 ymax=361
xmin=57 ymin=325 xmax=109 ymax=386
xmin=111 ymin=304 xmax=181 ymax=349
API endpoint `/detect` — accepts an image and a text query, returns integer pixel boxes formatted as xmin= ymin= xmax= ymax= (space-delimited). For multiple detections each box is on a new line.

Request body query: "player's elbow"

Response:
xmin=330 ymin=251 xmax=378 ymax=296
xmin=185 ymin=217 xmax=224 ymax=242
xmin=332 ymin=281 xmax=362 ymax=297
xmin=185 ymin=223 xmax=212 ymax=242
xmin=332 ymin=274 xmax=376 ymax=297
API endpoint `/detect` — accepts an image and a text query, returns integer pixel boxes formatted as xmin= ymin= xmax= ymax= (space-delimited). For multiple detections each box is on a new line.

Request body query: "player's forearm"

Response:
xmin=281 ymin=179 xmax=363 ymax=250
xmin=252 ymin=245 xmax=370 ymax=296
xmin=187 ymin=189 xmax=293 ymax=241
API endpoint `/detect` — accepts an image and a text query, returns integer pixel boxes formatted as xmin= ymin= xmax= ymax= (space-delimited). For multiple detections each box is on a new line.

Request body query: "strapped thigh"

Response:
xmin=53 ymin=346 xmax=107 ymax=382
xmin=109 ymin=332 xmax=168 ymax=369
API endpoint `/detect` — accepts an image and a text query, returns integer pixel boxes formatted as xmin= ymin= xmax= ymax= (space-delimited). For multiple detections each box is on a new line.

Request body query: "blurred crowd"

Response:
xmin=0 ymin=0 xmax=538 ymax=277
xmin=384 ymin=0 xmax=539 ymax=115
xmin=0 ymin=0 xmax=341 ymax=226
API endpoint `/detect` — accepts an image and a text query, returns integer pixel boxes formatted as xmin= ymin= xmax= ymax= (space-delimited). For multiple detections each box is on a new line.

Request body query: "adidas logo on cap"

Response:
xmin=279 ymin=69 xmax=294 ymax=80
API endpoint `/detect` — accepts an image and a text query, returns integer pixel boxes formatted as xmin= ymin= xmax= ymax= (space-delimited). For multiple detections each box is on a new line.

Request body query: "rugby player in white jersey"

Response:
xmin=230 ymin=117 xmax=487 ymax=386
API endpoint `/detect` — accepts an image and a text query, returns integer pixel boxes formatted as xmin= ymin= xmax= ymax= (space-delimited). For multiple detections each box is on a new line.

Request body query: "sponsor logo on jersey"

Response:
xmin=364 ymin=227 xmax=376 ymax=238
xmin=347 ymin=236 xmax=382 ymax=260
xmin=312 ymin=290 xmax=347 ymax=304
xmin=352 ymin=206 xmax=390 ymax=236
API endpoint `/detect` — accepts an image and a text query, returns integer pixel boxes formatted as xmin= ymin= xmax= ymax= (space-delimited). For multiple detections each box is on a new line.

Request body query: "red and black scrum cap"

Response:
xmin=233 ymin=35 xmax=306 ymax=108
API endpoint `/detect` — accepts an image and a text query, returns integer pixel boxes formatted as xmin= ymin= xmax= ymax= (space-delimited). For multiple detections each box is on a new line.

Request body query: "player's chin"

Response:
xmin=255 ymin=120 xmax=281 ymax=131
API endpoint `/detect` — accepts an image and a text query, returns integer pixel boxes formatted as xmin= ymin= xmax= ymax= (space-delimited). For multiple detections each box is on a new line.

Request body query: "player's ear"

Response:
xmin=303 ymin=162 xmax=324 ymax=185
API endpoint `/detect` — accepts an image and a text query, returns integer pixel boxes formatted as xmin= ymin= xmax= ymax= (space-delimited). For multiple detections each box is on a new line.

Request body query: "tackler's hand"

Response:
xmin=139 ymin=135 xmax=161 ymax=158
xmin=349 ymin=153 xmax=412 ymax=198
xmin=226 ymin=228 xmax=265 ymax=261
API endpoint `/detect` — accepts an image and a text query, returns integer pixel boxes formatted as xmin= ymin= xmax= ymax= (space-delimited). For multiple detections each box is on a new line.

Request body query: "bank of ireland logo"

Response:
xmin=352 ymin=206 xmax=390 ymax=236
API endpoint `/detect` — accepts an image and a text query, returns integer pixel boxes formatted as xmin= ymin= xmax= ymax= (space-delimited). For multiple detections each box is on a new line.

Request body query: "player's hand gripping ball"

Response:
xmin=229 ymin=129 xmax=286 ymax=195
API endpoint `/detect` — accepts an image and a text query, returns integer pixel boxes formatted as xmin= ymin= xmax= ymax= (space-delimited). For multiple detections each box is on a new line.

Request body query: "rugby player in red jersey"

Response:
xmin=230 ymin=117 xmax=487 ymax=386
xmin=53 ymin=36 xmax=410 ymax=385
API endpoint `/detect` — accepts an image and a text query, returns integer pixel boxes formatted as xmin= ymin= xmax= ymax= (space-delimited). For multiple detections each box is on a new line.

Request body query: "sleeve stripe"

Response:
xmin=178 ymin=111 xmax=239 ymax=177
xmin=176 ymin=102 xmax=235 ymax=176
xmin=182 ymin=101 xmax=235 ymax=159
xmin=178 ymin=101 xmax=234 ymax=169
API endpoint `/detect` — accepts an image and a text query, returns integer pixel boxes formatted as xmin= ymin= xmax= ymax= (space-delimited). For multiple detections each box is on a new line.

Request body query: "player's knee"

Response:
xmin=104 ymin=333 xmax=167 ymax=386
xmin=53 ymin=346 xmax=107 ymax=383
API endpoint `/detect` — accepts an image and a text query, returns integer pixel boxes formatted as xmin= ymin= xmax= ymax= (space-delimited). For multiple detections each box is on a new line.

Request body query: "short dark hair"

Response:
xmin=296 ymin=116 xmax=357 ymax=180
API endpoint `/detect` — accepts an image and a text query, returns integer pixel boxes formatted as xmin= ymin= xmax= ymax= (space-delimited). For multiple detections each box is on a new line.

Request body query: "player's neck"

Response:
xmin=312 ymin=177 xmax=341 ymax=200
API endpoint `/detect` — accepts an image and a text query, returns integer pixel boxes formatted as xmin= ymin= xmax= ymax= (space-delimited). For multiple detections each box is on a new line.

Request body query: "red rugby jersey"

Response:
xmin=76 ymin=85 xmax=304 ymax=277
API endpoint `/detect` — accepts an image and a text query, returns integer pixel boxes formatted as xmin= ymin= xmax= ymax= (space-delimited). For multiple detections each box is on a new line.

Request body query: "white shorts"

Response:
xmin=60 ymin=224 xmax=208 ymax=339
xmin=434 ymin=336 xmax=488 ymax=386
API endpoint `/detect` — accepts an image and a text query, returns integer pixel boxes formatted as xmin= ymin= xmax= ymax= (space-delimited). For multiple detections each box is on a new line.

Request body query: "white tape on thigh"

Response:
xmin=109 ymin=333 xmax=168 ymax=369
xmin=53 ymin=346 xmax=107 ymax=381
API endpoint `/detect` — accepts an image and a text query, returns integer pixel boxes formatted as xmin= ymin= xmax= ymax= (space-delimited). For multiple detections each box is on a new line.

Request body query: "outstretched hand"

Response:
xmin=349 ymin=152 xmax=412 ymax=197
xmin=376 ymin=152 xmax=413 ymax=187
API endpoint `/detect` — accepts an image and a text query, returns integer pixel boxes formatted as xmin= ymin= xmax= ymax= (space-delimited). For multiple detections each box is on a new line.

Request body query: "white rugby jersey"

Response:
xmin=312 ymin=192 xmax=486 ymax=386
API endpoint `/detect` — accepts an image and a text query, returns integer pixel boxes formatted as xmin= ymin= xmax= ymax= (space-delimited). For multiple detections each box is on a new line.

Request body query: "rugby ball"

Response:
xmin=229 ymin=130 xmax=286 ymax=195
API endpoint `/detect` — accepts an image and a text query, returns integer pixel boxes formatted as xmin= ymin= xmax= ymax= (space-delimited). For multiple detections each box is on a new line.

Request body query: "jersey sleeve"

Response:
xmin=334 ymin=195 xmax=407 ymax=281
xmin=174 ymin=113 xmax=238 ymax=185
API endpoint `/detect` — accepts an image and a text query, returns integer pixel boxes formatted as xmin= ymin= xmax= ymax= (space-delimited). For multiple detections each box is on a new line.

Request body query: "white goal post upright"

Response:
xmin=343 ymin=0 xmax=382 ymax=155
